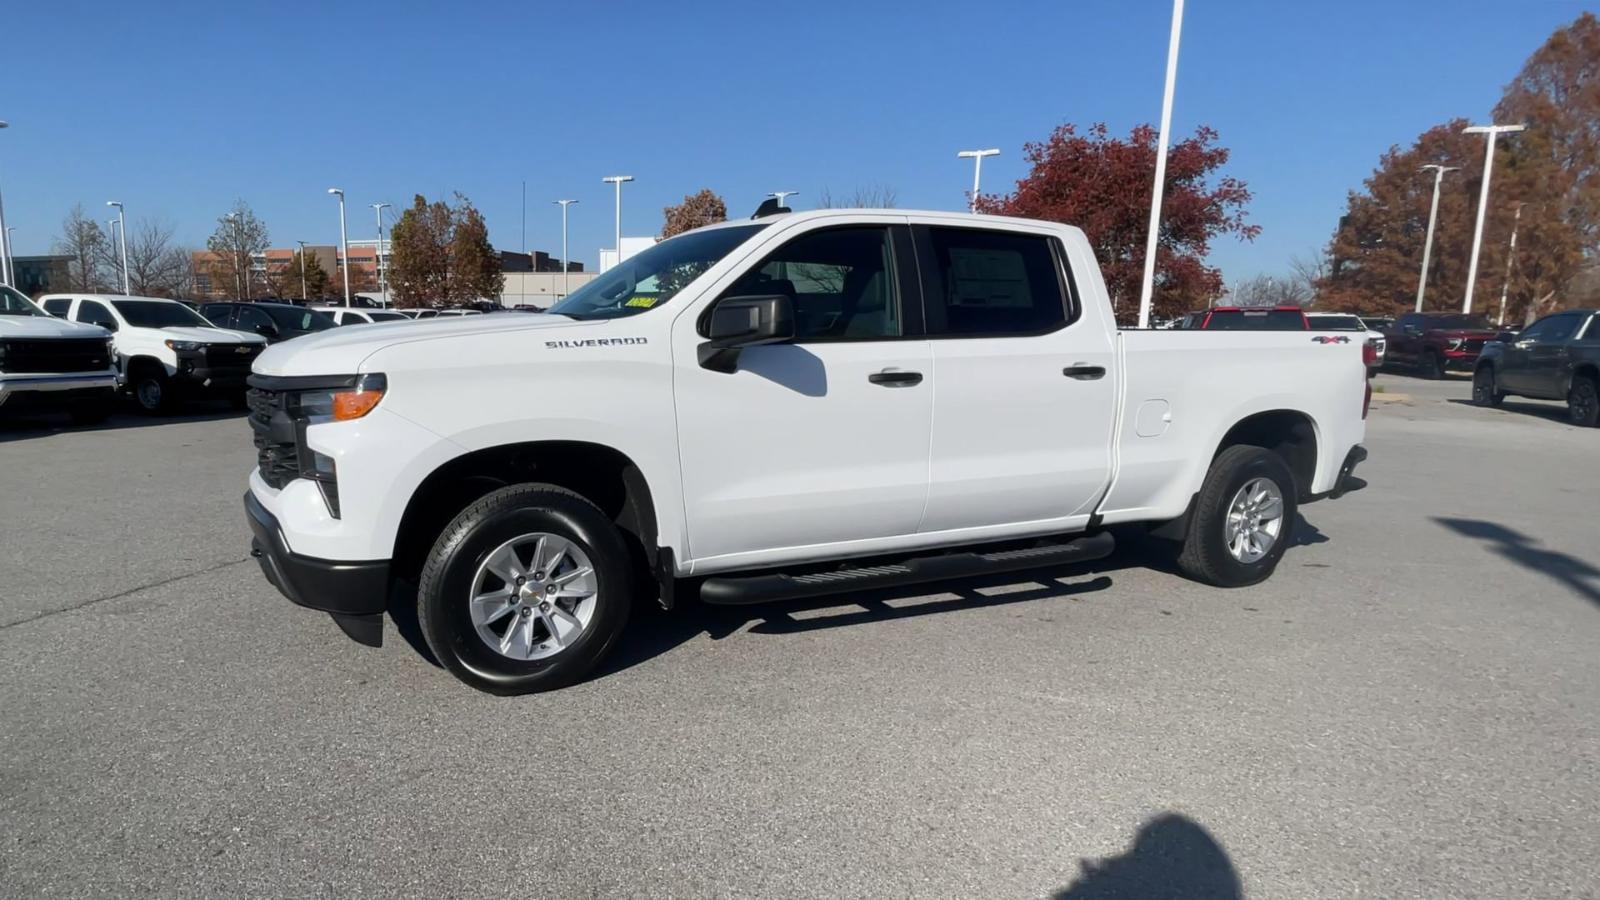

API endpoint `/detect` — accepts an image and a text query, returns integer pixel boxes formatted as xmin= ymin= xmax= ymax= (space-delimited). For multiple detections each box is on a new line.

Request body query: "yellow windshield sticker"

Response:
xmin=624 ymin=296 xmax=659 ymax=308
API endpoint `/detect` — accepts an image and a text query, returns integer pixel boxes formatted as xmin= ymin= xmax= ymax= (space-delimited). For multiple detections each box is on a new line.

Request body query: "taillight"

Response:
xmin=1363 ymin=380 xmax=1372 ymax=419
xmin=1362 ymin=340 xmax=1378 ymax=368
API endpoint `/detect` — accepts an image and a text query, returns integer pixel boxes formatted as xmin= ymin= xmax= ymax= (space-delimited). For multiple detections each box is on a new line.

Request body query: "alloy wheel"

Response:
xmin=468 ymin=533 xmax=598 ymax=661
xmin=1224 ymin=477 xmax=1285 ymax=564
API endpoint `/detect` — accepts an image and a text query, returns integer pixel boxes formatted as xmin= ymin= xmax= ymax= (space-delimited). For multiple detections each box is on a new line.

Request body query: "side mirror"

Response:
xmin=93 ymin=319 xmax=118 ymax=333
xmin=1402 ymin=325 xmax=1421 ymax=336
xmin=255 ymin=323 xmax=279 ymax=338
xmin=1495 ymin=331 xmax=1518 ymax=344
xmin=699 ymin=295 xmax=796 ymax=372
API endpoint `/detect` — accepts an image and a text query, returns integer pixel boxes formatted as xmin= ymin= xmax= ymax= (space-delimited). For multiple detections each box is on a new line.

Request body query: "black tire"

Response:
xmin=1568 ymin=375 xmax=1600 ymax=428
xmin=130 ymin=365 xmax=173 ymax=415
xmin=1418 ymin=350 xmax=1443 ymax=380
xmin=417 ymin=483 xmax=633 ymax=694
xmin=1177 ymin=445 xmax=1299 ymax=588
xmin=1471 ymin=366 xmax=1504 ymax=407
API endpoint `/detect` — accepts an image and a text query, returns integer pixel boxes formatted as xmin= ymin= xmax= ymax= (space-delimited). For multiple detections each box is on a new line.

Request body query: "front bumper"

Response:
xmin=174 ymin=365 xmax=251 ymax=391
xmin=0 ymin=371 xmax=119 ymax=403
xmin=245 ymin=490 xmax=390 ymax=646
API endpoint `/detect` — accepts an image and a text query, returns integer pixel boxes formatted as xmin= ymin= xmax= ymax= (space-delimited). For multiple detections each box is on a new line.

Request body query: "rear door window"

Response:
xmin=919 ymin=227 xmax=1071 ymax=337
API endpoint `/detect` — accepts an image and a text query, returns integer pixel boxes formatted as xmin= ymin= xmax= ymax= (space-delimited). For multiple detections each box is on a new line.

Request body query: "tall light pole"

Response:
xmin=554 ymin=199 xmax=578 ymax=298
xmin=1414 ymin=164 xmax=1458 ymax=312
xmin=1460 ymin=123 xmax=1526 ymax=314
xmin=328 ymin=188 xmax=351 ymax=306
xmin=769 ymin=190 xmax=800 ymax=208
xmin=0 ymin=120 xmax=12 ymax=288
xmin=106 ymin=201 xmax=129 ymax=294
xmin=956 ymin=149 xmax=999 ymax=212
xmin=371 ymin=202 xmax=390 ymax=306
xmin=602 ymin=175 xmax=633 ymax=270
xmin=108 ymin=218 xmax=122 ymax=290
xmin=1136 ymin=0 xmax=1185 ymax=329
xmin=295 ymin=240 xmax=309 ymax=301
xmin=1497 ymin=202 xmax=1525 ymax=326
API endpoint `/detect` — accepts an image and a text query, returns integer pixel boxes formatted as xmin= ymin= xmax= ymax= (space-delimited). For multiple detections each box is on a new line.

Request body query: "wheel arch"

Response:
xmin=390 ymin=440 xmax=661 ymax=584
xmin=1211 ymin=409 xmax=1320 ymax=502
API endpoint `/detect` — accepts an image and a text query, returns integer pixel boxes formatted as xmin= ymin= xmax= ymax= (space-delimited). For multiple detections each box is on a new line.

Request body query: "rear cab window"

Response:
xmin=917 ymin=226 xmax=1073 ymax=337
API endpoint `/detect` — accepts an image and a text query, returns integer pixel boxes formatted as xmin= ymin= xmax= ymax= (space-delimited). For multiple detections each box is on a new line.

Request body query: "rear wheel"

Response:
xmin=1178 ymin=446 xmax=1298 ymax=587
xmin=417 ymin=483 xmax=633 ymax=694
xmin=1569 ymin=375 xmax=1599 ymax=428
xmin=1471 ymin=366 xmax=1504 ymax=407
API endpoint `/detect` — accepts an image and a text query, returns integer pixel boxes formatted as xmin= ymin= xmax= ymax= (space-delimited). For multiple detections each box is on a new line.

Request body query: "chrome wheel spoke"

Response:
xmin=469 ymin=532 xmax=598 ymax=662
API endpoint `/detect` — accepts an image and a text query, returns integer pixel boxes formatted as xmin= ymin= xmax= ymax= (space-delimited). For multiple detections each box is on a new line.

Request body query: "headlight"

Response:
xmin=288 ymin=373 xmax=387 ymax=422
xmin=1445 ymin=338 xmax=1464 ymax=351
xmin=165 ymin=339 xmax=203 ymax=351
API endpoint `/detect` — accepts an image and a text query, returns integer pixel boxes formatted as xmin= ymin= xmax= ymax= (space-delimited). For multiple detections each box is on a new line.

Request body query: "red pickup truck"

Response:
xmin=1179 ymin=307 xmax=1311 ymax=331
xmin=1382 ymin=312 xmax=1503 ymax=379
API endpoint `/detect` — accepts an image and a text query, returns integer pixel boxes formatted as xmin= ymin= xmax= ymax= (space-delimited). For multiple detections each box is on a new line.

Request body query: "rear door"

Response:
xmin=909 ymin=219 xmax=1117 ymax=534
xmin=200 ymin=303 xmax=236 ymax=328
xmin=1524 ymin=313 xmax=1582 ymax=398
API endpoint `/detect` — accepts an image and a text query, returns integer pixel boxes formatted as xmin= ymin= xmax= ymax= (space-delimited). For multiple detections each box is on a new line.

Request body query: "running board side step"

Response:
xmin=698 ymin=531 xmax=1115 ymax=606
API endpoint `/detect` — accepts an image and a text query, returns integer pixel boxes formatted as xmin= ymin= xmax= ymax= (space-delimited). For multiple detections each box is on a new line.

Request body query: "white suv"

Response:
xmin=38 ymin=294 xmax=267 ymax=413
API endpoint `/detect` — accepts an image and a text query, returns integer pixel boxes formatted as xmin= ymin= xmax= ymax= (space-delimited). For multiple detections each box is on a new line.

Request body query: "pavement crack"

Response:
xmin=0 ymin=557 xmax=254 ymax=630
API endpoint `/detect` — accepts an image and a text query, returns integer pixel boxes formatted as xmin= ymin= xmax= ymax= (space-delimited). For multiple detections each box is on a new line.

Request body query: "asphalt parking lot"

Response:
xmin=2 ymin=375 xmax=1596 ymax=899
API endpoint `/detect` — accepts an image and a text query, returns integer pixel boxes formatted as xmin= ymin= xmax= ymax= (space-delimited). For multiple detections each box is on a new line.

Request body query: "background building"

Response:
xmin=11 ymin=255 xmax=72 ymax=296
xmin=599 ymin=237 xmax=657 ymax=273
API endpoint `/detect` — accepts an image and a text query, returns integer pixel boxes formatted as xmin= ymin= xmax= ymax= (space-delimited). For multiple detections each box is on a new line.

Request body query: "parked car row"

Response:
xmin=0 ymin=286 xmax=120 ymax=423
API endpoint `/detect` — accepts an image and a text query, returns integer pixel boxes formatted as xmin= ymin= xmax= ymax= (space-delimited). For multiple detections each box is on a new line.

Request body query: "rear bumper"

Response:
xmin=244 ymin=490 xmax=390 ymax=646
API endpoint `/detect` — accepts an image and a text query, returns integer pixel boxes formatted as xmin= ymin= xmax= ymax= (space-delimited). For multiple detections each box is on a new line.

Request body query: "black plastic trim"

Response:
xmin=246 ymin=372 xmax=385 ymax=393
xmin=244 ymin=491 xmax=389 ymax=643
xmin=699 ymin=531 xmax=1115 ymax=606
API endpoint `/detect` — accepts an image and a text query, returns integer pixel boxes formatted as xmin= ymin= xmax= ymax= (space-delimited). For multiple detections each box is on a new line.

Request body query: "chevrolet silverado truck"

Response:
xmin=0 ymin=286 xmax=118 ymax=424
xmin=243 ymin=210 xmax=1370 ymax=694
xmin=1473 ymin=308 xmax=1600 ymax=426
xmin=38 ymin=293 xmax=267 ymax=413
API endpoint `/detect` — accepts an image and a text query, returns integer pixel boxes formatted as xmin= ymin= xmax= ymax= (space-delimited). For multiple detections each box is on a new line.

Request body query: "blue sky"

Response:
xmin=2 ymin=0 xmax=1592 ymax=280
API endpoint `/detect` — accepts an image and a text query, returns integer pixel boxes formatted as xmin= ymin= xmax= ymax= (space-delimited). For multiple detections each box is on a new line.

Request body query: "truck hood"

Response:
xmin=252 ymin=312 xmax=598 ymax=376
xmin=0 ymin=315 xmax=109 ymax=339
xmin=154 ymin=325 xmax=268 ymax=345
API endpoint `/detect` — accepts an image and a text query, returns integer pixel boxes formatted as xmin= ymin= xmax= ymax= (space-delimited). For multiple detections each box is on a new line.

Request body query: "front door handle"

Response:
xmin=868 ymin=370 xmax=923 ymax=387
xmin=1063 ymin=365 xmax=1107 ymax=380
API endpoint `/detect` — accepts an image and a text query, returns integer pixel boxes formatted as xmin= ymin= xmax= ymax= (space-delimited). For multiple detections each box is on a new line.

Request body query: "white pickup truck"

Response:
xmin=243 ymin=210 xmax=1369 ymax=693
xmin=0 ymin=286 xmax=118 ymax=424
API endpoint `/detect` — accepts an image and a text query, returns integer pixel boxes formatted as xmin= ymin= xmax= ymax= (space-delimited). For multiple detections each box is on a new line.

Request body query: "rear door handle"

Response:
xmin=1062 ymin=365 xmax=1106 ymax=380
xmin=868 ymin=370 xmax=923 ymax=387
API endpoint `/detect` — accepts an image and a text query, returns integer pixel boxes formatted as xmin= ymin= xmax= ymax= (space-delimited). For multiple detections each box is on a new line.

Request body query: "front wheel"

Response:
xmin=1177 ymin=446 xmax=1299 ymax=587
xmin=1418 ymin=351 xmax=1443 ymax=380
xmin=417 ymin=483 xmax=634 ymax=694
xmin=1472 ymin=367 xmax=1504 ymax=407
xmin=131 ymin=369 xmax=173 ymax=415
xmin=1569 ymin=376 xmax=1600 ymax=428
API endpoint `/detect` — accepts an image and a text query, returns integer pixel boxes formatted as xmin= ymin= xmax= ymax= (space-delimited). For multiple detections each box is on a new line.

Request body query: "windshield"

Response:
xmin=367 ymin=311 xmax=407 ymax=322
xmin=548 ymin=224 xmax=768 ymax=320
xmin=0 ymin=285 xmax=45 ymax=317
xmin=264 ymin=305 xmax=336 ymax=331
xmin=1309 ymin=315 xmax=1366 ymax=331
xmin=112 ymin=299 xmax=213 ymax=329
xmin=1205 ymin=309 xmax=1307 ymax=331
xmin=1422 ymin=314 xmax=1493 ymax=330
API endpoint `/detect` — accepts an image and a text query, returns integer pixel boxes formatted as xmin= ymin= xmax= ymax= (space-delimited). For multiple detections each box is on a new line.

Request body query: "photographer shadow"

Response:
xmin=1053 ymin=813 xmax=1242 ymax=900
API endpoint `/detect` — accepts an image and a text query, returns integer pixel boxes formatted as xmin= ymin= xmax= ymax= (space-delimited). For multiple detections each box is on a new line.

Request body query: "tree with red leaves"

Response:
xmin=976 ymin=123 xmax=1257 ymax=324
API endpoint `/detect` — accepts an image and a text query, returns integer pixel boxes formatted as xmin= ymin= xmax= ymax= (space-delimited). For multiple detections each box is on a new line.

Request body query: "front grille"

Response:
xmin=1462 ymin=339 xmax=1486 ymax=353
xmin=247 ymin=387 xmax=300 ymax=489
xmin=205 ymin=343 xmax=261 ymax=373
xmin=0 ymin=338 xmax=111 ymax=374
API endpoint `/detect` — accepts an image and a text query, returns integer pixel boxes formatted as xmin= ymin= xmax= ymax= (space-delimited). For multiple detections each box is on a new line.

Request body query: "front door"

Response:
xmin=673 ymin=222 xmax=934 ymax=570
xmin=908 ymin=219 xmax=1118 ymax=533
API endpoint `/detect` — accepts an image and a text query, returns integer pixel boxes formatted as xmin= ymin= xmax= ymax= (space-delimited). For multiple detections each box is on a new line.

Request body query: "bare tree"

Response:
xmin=1289 ymin=251 xmax=1329 ymax=305
xmin=815 ymin=185 xmax=899 ymax=209
xmin=93 ymin=218 xmax=191 ymax=297
xmin=205 ymin=200 xmax=269 ymax=299
xmin=53 ymin=204 xmax=110 ymax=291
xmin=1228 ymin=273 xmax=1311 ymax=308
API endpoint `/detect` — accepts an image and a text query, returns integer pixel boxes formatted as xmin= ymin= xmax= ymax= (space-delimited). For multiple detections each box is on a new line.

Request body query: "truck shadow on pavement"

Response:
xmin=1434 ymin=517 xmax=1600 ymax=609
xmin=1050 ymin=812 xmax=1242 ymax=900
xmin=0 ymin=407 xmax=244 ymax=443
xmin=1445 ymin=398 xmax=1573 ymax=426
